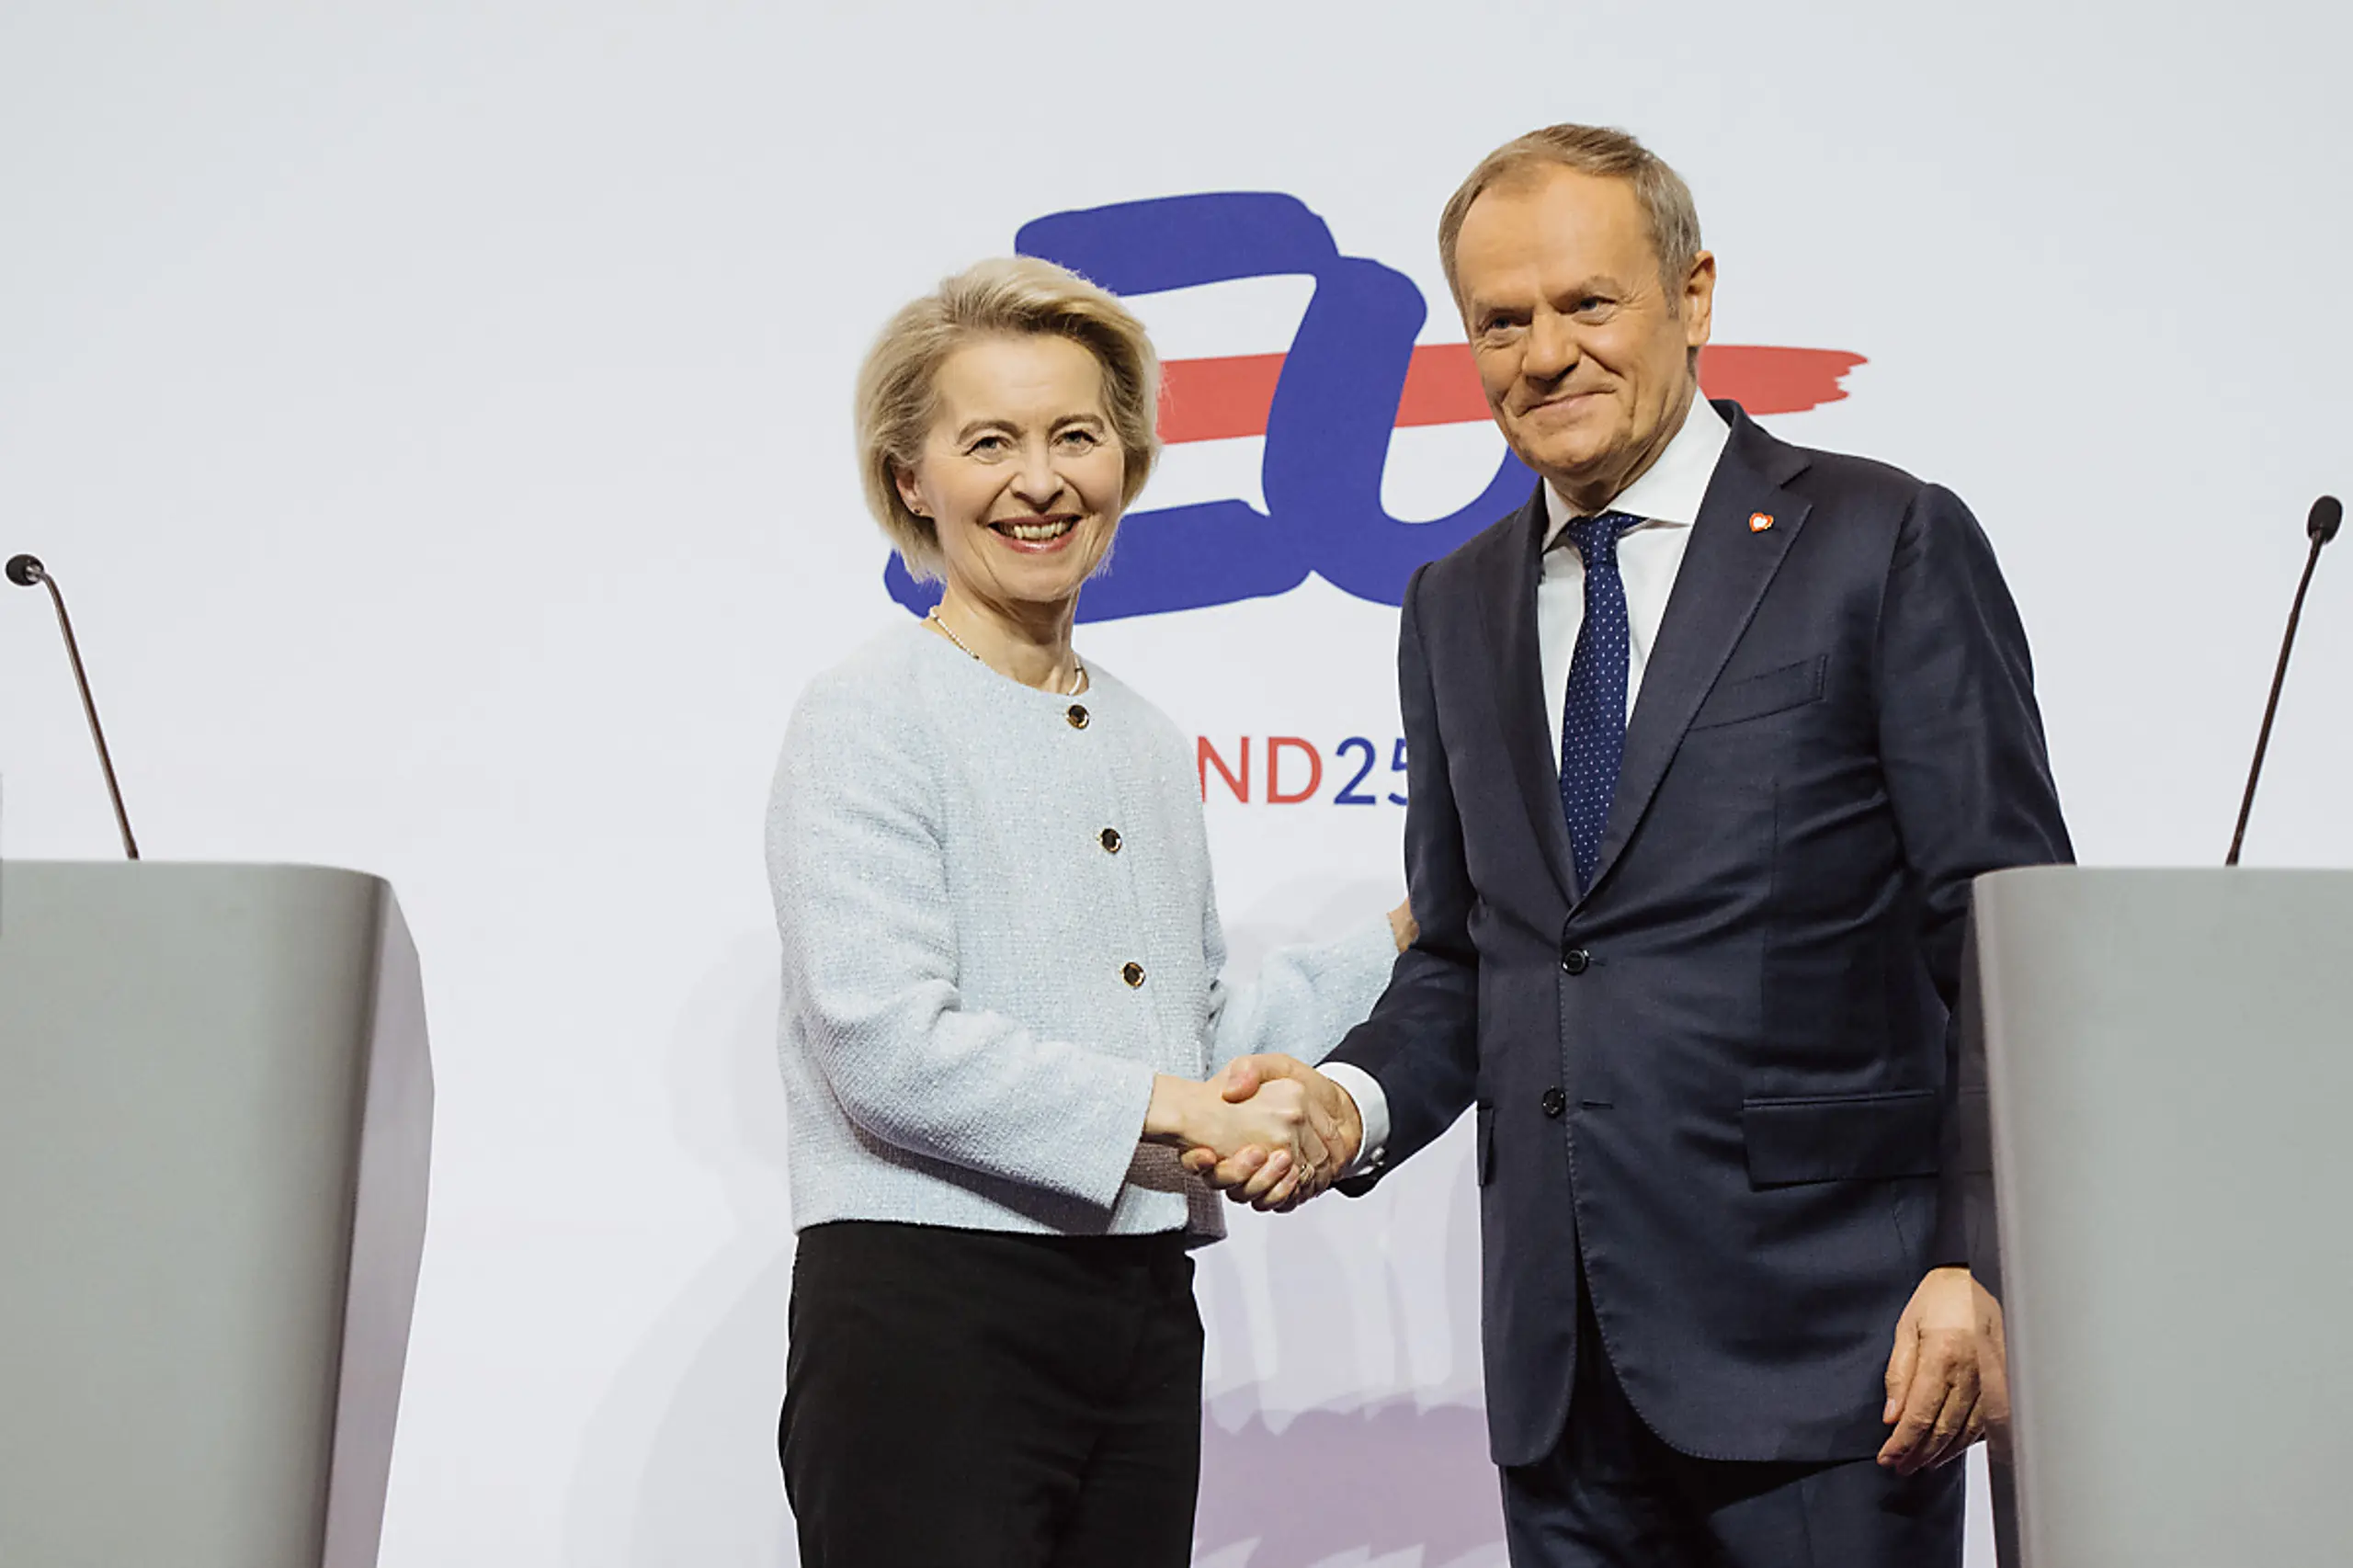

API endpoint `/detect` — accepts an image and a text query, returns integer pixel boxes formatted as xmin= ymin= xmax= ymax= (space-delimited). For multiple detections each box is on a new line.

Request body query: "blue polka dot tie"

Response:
xmin=1559 ymin=511 xmax=1643 ymax=894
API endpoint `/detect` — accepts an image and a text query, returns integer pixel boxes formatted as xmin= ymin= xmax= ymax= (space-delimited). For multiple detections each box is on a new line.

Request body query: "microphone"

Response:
xmin=2225 ymin=496 xmax=2340 ymax=866
xmin=6 ymin=553 xmax=140 ymax=859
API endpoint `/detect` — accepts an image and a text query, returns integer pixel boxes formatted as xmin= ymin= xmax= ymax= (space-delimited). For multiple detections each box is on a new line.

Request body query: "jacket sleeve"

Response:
xmin=1199 ymin=892 xmax=1399 ymax=1074
xmin=767 ymin=676 xmax=1157 ymax=1210
xmin=1872 ymin=484 xmax=2074 ymax=1263
xmin=1325 ymin=563 xmax=1485 ymax=1180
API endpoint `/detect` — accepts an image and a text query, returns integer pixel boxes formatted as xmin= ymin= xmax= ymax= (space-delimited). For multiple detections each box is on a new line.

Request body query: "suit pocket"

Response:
xmin=1474 ymin=1103 xmax=1495 ymax=1187
xmin=1688 ymin=655 xmax=1825 ymax=731
xmin=1741 ymin=1088 xmax=1939 ymax=1187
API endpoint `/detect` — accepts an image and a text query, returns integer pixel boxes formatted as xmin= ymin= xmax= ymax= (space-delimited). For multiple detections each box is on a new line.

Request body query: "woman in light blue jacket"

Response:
xmin=767 ymin=256 xmax=1407 ymax=1568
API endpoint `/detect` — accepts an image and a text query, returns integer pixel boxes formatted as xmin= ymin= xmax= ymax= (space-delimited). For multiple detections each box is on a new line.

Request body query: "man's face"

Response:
xmin=1452 ymin=165 xmax=1714 ymax=502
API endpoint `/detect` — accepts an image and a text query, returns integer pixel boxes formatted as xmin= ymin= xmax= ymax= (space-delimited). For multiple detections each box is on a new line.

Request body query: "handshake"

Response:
xmin=1143 ymin=1055 xmax=1363 ymax=1212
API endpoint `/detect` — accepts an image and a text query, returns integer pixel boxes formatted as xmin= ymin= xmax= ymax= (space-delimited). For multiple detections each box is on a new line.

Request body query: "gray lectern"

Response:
xmin=0 ymin=863 xmax=433 ymax=1568
xmin=1966 ymin=867 xmax=2353 ymax=1568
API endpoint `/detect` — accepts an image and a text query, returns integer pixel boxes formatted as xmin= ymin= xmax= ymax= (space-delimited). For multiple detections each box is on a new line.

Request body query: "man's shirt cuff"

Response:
xmin=1317 ymin=1062 xmax=1390 ymax=1178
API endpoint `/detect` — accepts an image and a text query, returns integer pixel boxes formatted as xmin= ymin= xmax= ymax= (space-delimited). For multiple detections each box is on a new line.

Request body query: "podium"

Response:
xmin=1966 ymin=868 xmax=2353 ymax=1567
xmin=0 ymin=863 xmax=434 ymax=1568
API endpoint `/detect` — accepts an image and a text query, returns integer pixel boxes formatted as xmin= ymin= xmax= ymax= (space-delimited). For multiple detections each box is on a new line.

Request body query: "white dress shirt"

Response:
xmin=1323 ymin=392 xmax=1733 ymax=1176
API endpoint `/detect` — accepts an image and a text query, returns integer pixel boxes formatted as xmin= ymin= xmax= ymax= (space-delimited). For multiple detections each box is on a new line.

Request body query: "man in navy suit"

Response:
xmin=1200 ymin=124 xmax=2072 ymax=1564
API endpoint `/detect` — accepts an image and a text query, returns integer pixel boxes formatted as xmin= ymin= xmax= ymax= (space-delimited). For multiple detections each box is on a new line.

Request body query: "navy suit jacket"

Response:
xmin=1330 ymin=402 xmax=2072 ymax=1468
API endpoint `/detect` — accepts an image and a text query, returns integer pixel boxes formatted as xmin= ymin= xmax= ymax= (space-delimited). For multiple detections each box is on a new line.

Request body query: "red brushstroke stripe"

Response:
xmin=1393 ymin=344 xmax=1489 ymax=426
xmin=1156 ymin=344 xmax=1867 ymax=443
xmin=1699 ymin=346 xmax=1869 ymax=415
xmin=1157 ymin=354 xmax=1287 ymax=443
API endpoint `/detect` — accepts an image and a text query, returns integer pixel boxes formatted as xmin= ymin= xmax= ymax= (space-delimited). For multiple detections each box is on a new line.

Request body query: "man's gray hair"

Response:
xmin=1438 ymin=124 xmax=1704 ymax=311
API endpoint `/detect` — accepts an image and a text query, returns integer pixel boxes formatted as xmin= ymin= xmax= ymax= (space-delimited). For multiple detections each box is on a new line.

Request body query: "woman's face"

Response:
xmin=894 ymin=333 xmax=1127 ymax=617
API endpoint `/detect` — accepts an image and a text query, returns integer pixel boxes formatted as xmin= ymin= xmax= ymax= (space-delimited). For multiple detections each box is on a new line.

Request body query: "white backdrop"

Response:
xmin=4 ymin=4 xmax=2349 ymax=1563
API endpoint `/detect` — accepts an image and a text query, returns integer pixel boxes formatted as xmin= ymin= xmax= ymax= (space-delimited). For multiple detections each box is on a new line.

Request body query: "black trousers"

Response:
xmin=1501 ymin=1283 xmax=1964 ymax=1567
xmin=781 ymin=1221 xmax=1203 ymax=1568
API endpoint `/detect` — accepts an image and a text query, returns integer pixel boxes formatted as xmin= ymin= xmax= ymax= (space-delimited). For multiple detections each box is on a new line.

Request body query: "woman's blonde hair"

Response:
xmin=855 ymin=256 xmax=1161 ymax=580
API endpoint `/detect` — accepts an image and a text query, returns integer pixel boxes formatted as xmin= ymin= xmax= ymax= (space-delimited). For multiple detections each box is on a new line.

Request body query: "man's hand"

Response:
xmin=1179 ymin=1054 xmax=1362 ymax=1211
xmin=1977 ymin=1282 xmax=2012 ymax=1463
xmin=1141 ymin=1071 xmax=1324 ymax=1198
xmin=1388 ymin=897 xmax=1418 ymax=953
xmin=1878 ymin=1266 xmax=2003 ymax=1474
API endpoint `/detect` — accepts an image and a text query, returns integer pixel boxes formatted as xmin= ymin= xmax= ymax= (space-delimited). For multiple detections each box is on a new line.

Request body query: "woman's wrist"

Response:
xmin=1142 ymin=1074 xmax=1209 ymax=1148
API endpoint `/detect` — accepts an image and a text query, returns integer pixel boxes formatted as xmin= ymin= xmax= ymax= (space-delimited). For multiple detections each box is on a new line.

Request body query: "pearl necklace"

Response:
xmin=927 ymin=609 xmax=1087 ymax=697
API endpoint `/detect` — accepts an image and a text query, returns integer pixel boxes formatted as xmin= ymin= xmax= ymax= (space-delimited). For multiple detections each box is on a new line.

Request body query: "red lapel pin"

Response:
xmin=1748 ymin=512 xmax=1775 ymax=532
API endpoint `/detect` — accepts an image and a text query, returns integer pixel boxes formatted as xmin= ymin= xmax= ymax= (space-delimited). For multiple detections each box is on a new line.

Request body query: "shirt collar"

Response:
xmin=1541 ymin=391 xmax=1732 ymax=548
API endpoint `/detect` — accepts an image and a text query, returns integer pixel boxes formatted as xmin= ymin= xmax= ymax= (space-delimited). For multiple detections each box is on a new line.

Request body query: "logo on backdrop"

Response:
xmin=883 ymin=191 xmax=1866 ymax=623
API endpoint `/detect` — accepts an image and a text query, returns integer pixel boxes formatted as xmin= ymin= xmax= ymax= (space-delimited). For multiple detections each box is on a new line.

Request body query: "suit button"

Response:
xmin=1099 ymin=827 xmax=1122 ymax=853
xmin=1540 ymin=1088 xmax=1567 ymax=1118
xmin=1560 ymin=946 xmax=1590 ymax=975
xmin=1066 ymin=703 xmax=1090 ymax=730
xmin=1121 ymin=961 xmax=1145 ymax=988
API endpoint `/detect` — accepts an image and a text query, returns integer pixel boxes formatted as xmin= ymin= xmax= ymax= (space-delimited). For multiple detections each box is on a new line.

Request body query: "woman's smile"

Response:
xmin=988 ymin=512 xmax=1082 ymax=551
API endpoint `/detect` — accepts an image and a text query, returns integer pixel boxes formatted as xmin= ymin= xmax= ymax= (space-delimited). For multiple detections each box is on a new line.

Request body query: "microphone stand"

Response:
xmin=2226 ymin=496 xmax=2340 ymax=866
xmin=6 ymin=554 xmax=139 ymax=859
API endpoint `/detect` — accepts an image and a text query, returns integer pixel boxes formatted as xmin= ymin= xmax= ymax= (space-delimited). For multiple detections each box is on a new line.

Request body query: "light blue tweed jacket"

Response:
xmin=767 ymin=621 xmax=1397 ymax=1243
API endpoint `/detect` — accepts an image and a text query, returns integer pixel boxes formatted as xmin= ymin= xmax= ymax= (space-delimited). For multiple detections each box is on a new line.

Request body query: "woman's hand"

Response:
xmin=1143 ymin=1073 xmax=1324 ymax=1202
xmin=1389 ymin=898 xmax=1417 ymax=953
xmin=1181 ymin=1054 xmax=1362 ymax=1210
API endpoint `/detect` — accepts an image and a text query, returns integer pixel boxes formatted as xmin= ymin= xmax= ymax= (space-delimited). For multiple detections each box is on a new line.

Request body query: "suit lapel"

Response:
xmin=1477 ymin=482 xmax=1580 ymax=910
xmin=1584 ymin=409 xmax=1813 ymax=902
